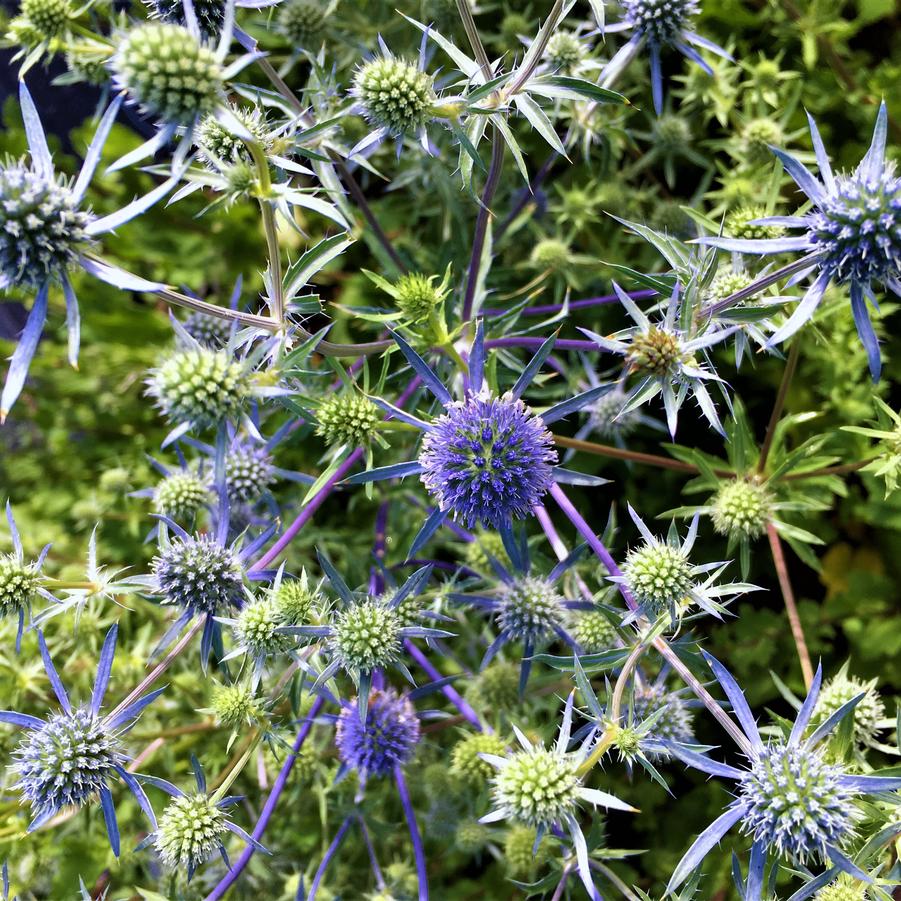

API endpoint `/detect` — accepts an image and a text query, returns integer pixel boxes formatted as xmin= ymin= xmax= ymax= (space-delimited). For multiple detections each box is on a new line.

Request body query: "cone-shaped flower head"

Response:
xmin=225 ymin=443 xmax=274 ymax=504
xmin=496 ymin=576 xmax=566 ymax=645
xmin=622 ymin=0 xmax=700 ymax=45
xmin=278 ymin=0 xmax=326 ymax=46
xmin=712 ymin=479 xmax=773 ymax=540
xmin=352 ymin=54 xmax=436 ymax=136
xmin=153 ymin=472 xmax=211 ymax=519
xmin=0 ymin=555 xmax=41 ymax=618
xmin=316 ymin=394 xmax=381 ymax=448
xmin=147 ymin=0 xmax=226 ymax=39
xmin=330 ymin=598 xmax=402 ymax=672
xmin=155 ymin=792 xmax=227 ymax=869
xmin=450 ymin=732 xmax=508 ymax=785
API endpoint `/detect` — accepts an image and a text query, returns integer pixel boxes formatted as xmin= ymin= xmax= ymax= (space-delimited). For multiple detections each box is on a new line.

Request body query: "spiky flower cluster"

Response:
xmin=814 ymin=876 xmax=869 ymax=901
xmin=155 ymin=793 xmax=227 ymax=869
xmin=631 ymin=683 xmax=694 ymax=744
xmin=808 ymin=169 xmax=901 ymax=286
xmin=353 ymin=56 xmax=436 ymax=135
xmin=235 ymin=597 xmax=294 ymax=658
xmin=450 ymin=733 xmax=508 ymax=785
xmin=419 ymin=390 xmax=557 ymax=530
xmin=626 ymin=327 xmax=684 ymax=376
xmin=315 ymin=394 xmax=381 ymax=447
xmin=705 ymin=268 xmax=754 ymax=304
xmin=813 ymin=672 xmax=885 ymax=749
xmin=741 ymin=117 xmax=784 ymax=163
xmin=0 ymin=555 xmax=40 ymax=616
xmin=504 ymin=825 xmax=549 ymax=879
xmin=183 ymin=311 xmax=233 ymax=348
xmin=712 ymin=479 xmax=772 ymax=539
xmin=278 ymin=0 xmax=326 ymax=46
xmin=530 ymin=238 xmax=573 ymax=271
xmin=496 ymin=576 xmax=565 ymax=645
xmin=210 ymin=681 xmax=259 ymax=728
xmin=455 ymin=819 xmax=490 ymax=854
xmin=225 ymin=444 xmax=274 ymax=504
xmin=467 ymin=662 xmax=520 ymax=711
xmin=622 ymin=0 xmax=700 ymax=44
xmin=13 ymin=708 xmax=122 ymax=817
xmin=725 ymin=204 xmax=783 ymax=240
xmin=622 ymin=543 xmax=692 ymax=615
xmin=153 ymin=472 xmax=211 ymax=519
xmin=148 ymin=349 xmax=250 ymax=429
xmin=737 ymin=741 xmax=858 ymax=862
xmin=588 ymin=388 xmax=640 ymax=440
xmin=113 ymin=24 xmax=222 ymax=125
xmin=335 ymin=690 xmax=420 ymax=777
xmin=19 ymin=0 xmax=71 ymax=37
xmin=573 ymin=611 xmax=618 ymax=653
xmin=543 ymin=32 xmax=584 ymax=75
xmin=492 ymin=746 xmax=580 ymax=827
xmin=197 ymin=106 xmax=270 ymax=169
xmin=394 ymin=272 xmax=444 ymax=321
xmin=463 ymin=531 xmax=507 ymax=571
xmin=271 ymin=574 xmax=319 ymax=625
xmin=152 ymin=535 xmax=244 ymax=615
xmin=0 ymin=165 xmax=92 ymax=288
xmin=329 ymin=599 xmax=401 ymax=671
xmin=148 ymin=0 xmax=226 ymax=39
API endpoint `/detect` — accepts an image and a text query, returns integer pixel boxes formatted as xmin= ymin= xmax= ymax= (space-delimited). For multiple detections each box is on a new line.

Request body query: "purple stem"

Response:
xmin=394 ymin=767 xmax=429 ymax=901
xmin=482 ymin=288 xmax=655 ymax=318
xmin=370 ymin=500 xmax=390 ymax=594
xmin=403 ymin=639 xmax=485 ymax=731
xmin=205 ymin=696 xmax=326 ymax=900
xmin=306 ymin=814 xmax=355 ymax=901
xmin=486 ymin=337 xmax=599 ymax=352
xmin=358 ymin=817 xmax=385 ymax=889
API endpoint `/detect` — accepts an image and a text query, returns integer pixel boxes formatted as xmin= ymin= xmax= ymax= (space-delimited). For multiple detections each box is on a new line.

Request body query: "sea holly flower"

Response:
xmin=601 ymin=0 xmax=732 ymax=114
xmin=697 ymin=103 xmax=900 ymax=380
xmin=479 ymin=693 xmax=637 ymax=897
xmin=140 ymin=756 xmax=267 ymax=878
xmin=0 ymin=82 xmax=180 ymax=420
xmin=347 ymin=322 xmax=610 ymax=554
xmin=664 ymin=652 xmax=901 ymax=896
xmin=0 ymin=503 xmax=55 ymax=651
xmin=0 ymin=626 xmax=161 ymax=854
xmin=280 ymin=553 xmax=451 ymax=720
xmin=612 ymin=505 xmax=758 ymax=627
xmin=450 ymin=527 xmax=592 ymax=692
xmin=580 ymin=282 xmax=735 ymax=437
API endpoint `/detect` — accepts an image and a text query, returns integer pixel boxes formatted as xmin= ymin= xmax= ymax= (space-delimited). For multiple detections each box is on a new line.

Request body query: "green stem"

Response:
xmin=758 ymin=337 xmax=801 ymax=475
xmin=210 ymin=728 xmax=264 ymax=802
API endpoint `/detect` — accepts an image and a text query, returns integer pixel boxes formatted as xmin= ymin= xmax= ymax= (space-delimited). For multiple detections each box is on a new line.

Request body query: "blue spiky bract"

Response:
xmin=13 ymin=707 xmax=122 ymax=819
xmin=737 ymin=741 xmax=858 ymax=863
xmin=335 ymin=689 xmax=420 ymax=778
xmin=419 ymin=390 xmax=557 ymax=530
xmin=152 ymin=534 xmax=244 ymax=616
xmin=622 ymin=0 xmax=699 ymax=44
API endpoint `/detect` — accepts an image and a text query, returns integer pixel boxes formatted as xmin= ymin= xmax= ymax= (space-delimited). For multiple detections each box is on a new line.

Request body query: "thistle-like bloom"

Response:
xmin=0 ymin=83 xmax=177 ymax=420
xmin=335 ymin=689 xmax=421 ymax=783
xmin=1 ymin=502 xmax=55 ymax=651
xmin=480 ymin=693 xmax=636 ymax=896
xmin=451 ymin=528 xmax=590 ymax=692
xmin=580 ymin=283 xmax=735 ymax=436
xmin=141 ymin=756 xmax=267 ymax=878
xmin=611 ymin=505 xmax=757 ymax=627
xmin=601 ymin=0 xmax=731 ymax=113
xmin=697 ymin=103 xmax=899 ymax=379
xmin=665 ymin=652 xmax=901 ymax=896
xmin=348 ymin=323 xmax=609 ymax=553
xmin=281 ymin=553 xmax=450 ymax=720
xmin=0 ymin=627 xmax=162 ymax=854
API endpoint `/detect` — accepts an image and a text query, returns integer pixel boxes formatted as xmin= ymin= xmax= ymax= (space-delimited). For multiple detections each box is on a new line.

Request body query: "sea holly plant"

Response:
xmin=1 ymin=0 xmax=901 ymax=897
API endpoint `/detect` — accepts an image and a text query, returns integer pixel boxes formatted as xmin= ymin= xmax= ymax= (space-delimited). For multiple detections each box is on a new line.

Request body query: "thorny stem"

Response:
xmin=505 ymin=0 xmax=568 ymax=96
xmin=548 ymin=484 xmax=755 ymax=756
xmin=455 ymin=0 xmax=492 ymax=77
xmin=260 ymin=200 xmax=284 ymax=324
xmin=766 ymin=522 xmax=814 ymax=689
xmin=758 ymin=337 xmax=801 ymax=474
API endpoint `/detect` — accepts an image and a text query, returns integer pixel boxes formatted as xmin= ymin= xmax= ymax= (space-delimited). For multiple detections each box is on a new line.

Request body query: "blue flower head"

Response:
xmin=698 ymin=103 xmax=899 ymax=380
xmin=665 ymin=652 xmax=901 ymax=897
xmin=0 ymin=626 xmax=162 ymax=855
xmin=348 ymin=322 xmax=610 ymax=556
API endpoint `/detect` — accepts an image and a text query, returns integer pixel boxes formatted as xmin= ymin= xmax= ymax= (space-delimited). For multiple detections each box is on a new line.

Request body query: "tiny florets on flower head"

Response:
xmin=19 ymin=0 xmax=71 ymax=37
xmin=622 ymin=542 xmax=692 ymax=615
xmin=335 ymin=689 xmax=420 ymax=777
xmin=741 ymin=117 xmax=784 ymax=163
xmin=622 ymin=0 xmax=700 ymax=45
xmin=588 ymin=387 xmax=640 ymax=440
xmin=329 ymin=598 xmax=401 ymax=672
xmin=147 ymin=348 xmax=250 ymax=430
xmin=0 ymin=164 xmax=92 ymax=289
xmin=631 ymin=682 xmax=694 ymax=750
xmin=210 ymin=681 xmax=260 ymax=728
xmin=463 ymin=530 xmax=508 ymax=572
xmin=315 ymin=394 xmax=381 ymax=448
xmin=419 ymin=389 xmax=557 ymax=530
xmin=450 ymin=733 xmax=508 ymax=786
xmin=352 ymin=54 xmax=437 ymax=136
xmin=626 ymin=326 xmax=684 ymax=377
xmin=813 ymin=670 xmax=885 ymax=750
xmin=0 ymin=555 xmax=41 ymax=618
xmin=13 ymin=707 xmax=123 ymax=818
xmin=504 ymin=825 xmax=550 ymax=879
xmin=196 ymin=105 xmax=270 ymax=171
xmin=155 ymin=792 xmax=227 ymax=870
xmin=493 ymin=745 xmax=580 ymax=827
xmin=153 ymin=471 xmax=211 ymax=520
xmin=182 ymin=310 xmax=233 ymax=348
xmin=152 ymin=534 xmax=244 ymax=616
xmin=737 ymin=740 xmax=859 ymax=863
xmin=146 ymin=0 xmax=226 ymax=39
xmin=277 ymin=0 xmax=326 ymax=46
xmin=271 ymin=572 xmax=320 ymax=625
xmin=225 ymin=443 xmax=274 ymax=504
xmin=496 ymin=576 xmax=566 ymax=645
xmin=712 ymin=479 xmax=772 ymax=539
xmin=234 ymin=596 xmax=293 ymax=658
xmin=455 ymin=819 xmax=490 ymax=854
xmin=393 ymin=272 xmax=445 ymax=321
xmin=704 ymin=267 xmax=755 ymax=304
xmin=573 ymin=610 xmax=618 ymax=653
xmin=466 ymin=661 xmax=520 ymax=712
xmin=530 ymin=237 xmax=573 ymax=272
xmin=113 ymin=23 xmax=223 ymax=126
xmin=543 ymin=31 xmax=585 ymax=75
xmin=724 ymin=204 xmax=784 ymax=240
xmin=813 ymin=875 xmax=869 ymax=901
